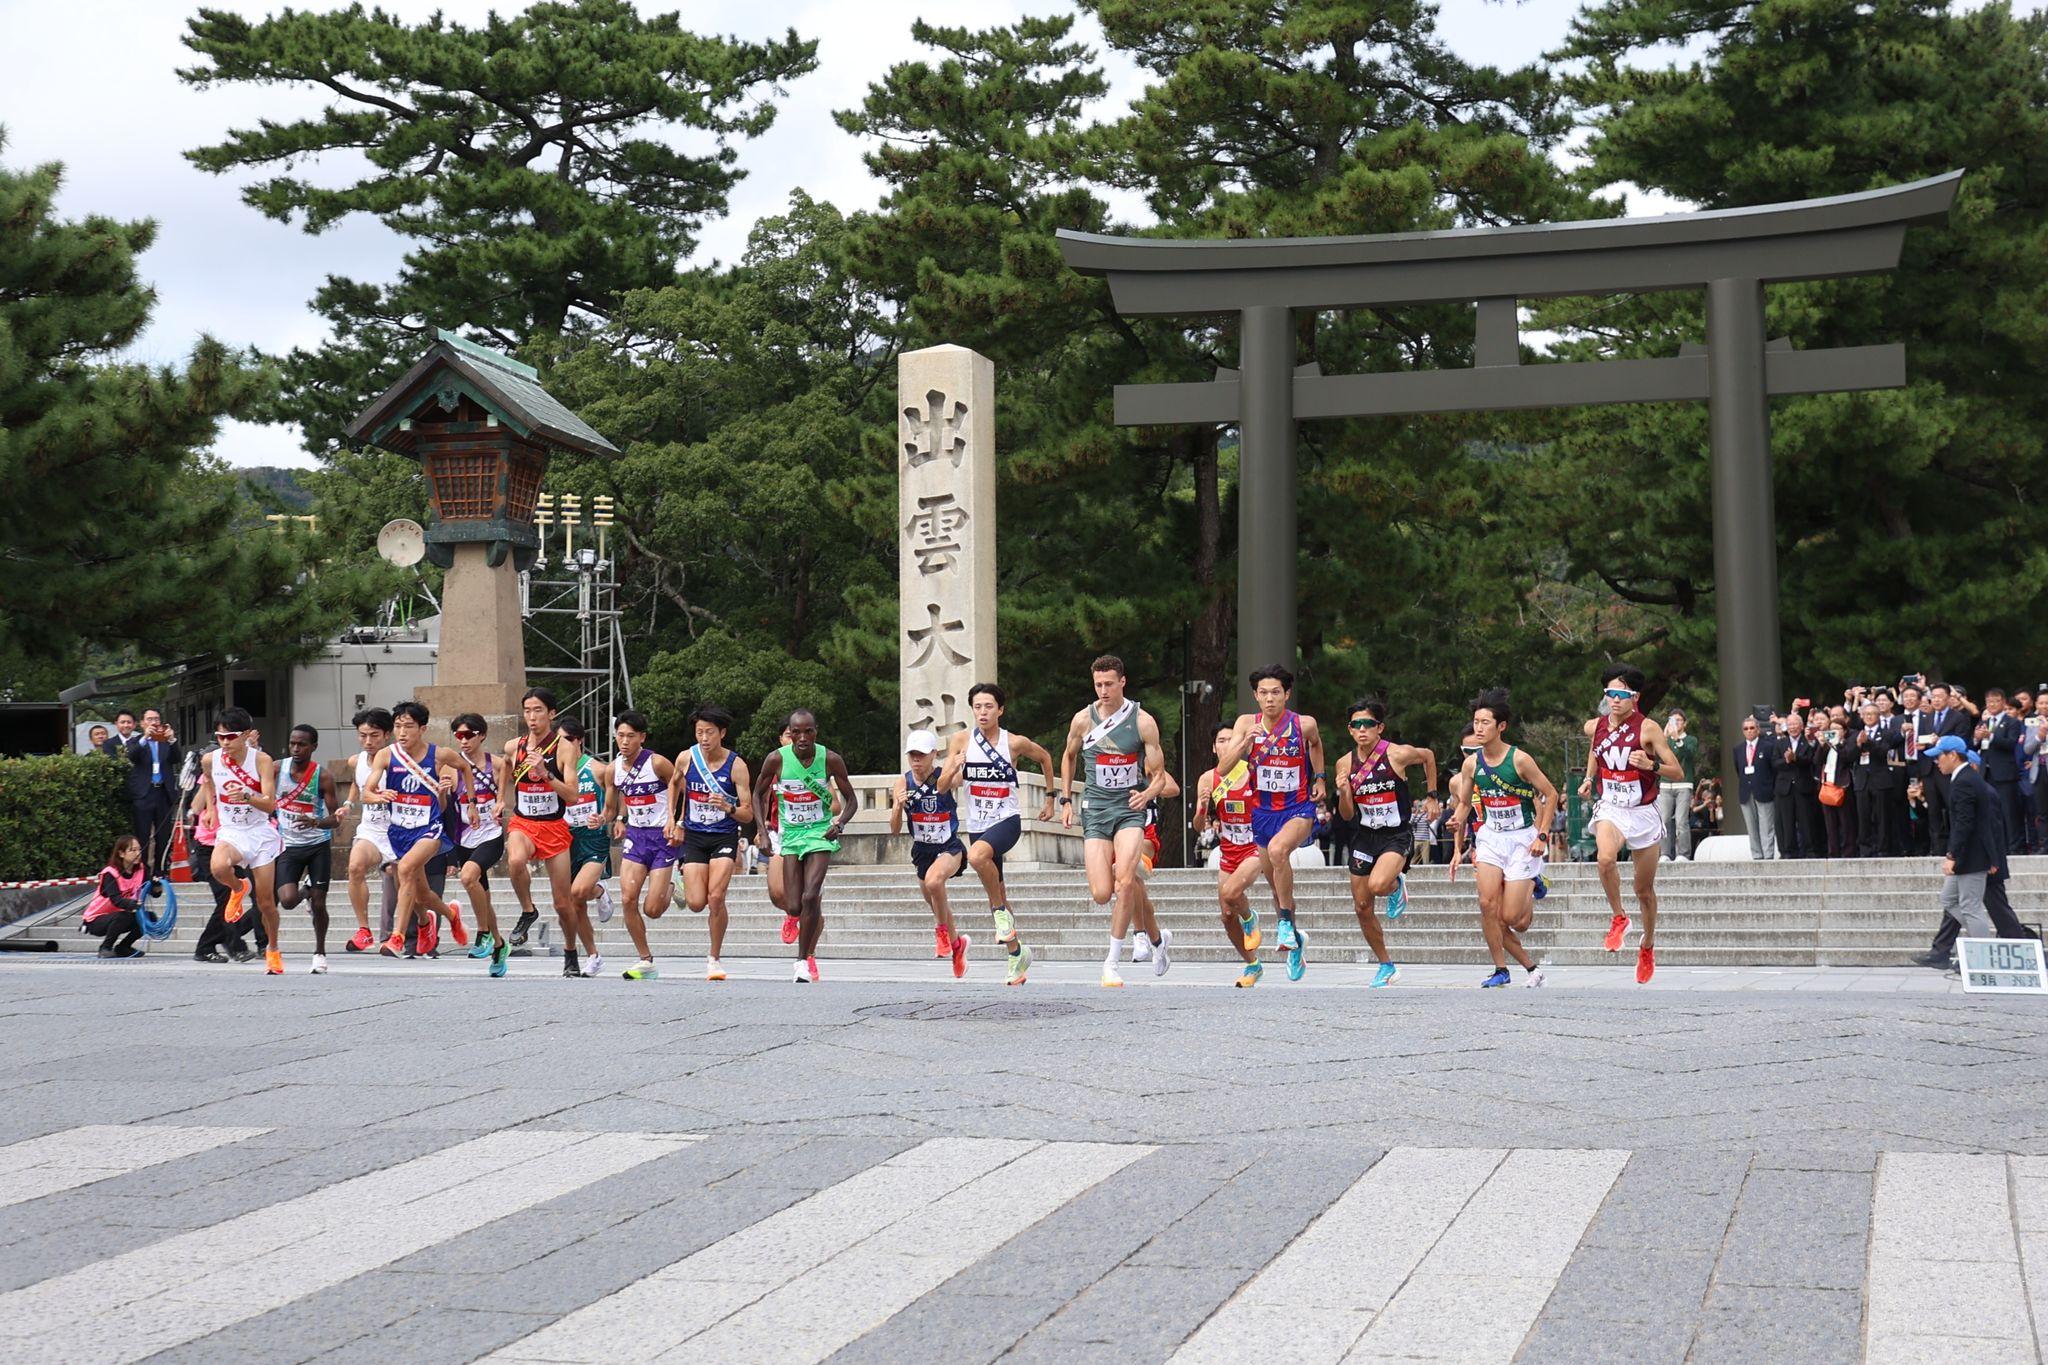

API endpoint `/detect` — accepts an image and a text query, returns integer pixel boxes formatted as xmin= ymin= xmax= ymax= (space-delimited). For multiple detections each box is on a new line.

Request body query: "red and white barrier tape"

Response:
xmin=0 ymin=877 xmax=97 ymax=890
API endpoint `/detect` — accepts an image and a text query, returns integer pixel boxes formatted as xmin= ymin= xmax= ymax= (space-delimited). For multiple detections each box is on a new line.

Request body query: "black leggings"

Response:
xmin=88 ymin=911 xmax=143 ymax=955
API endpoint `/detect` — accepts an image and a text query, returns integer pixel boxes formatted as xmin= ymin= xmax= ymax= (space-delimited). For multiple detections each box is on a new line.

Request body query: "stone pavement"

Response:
xmin=1 ymin=958 xmax=2046 ymax=1362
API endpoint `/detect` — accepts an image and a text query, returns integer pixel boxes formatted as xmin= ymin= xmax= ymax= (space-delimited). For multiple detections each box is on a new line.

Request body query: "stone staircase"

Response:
xmin=13 ymin=858 xmax=2047 ymax=969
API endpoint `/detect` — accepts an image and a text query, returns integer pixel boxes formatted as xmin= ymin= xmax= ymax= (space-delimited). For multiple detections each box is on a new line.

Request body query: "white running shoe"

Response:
xmin=309 ymin=954 xmax=328 ymax=975
xmin=1101 ymin=966 xmax=1125 ymax=988
xmin=706 ymin=957 xmax=726 ymax=981
xmin=586 ymin=951 xmax=604 ymax=978
xmin=1130 ymin=935 xmax=1152 ymax=963
xmin=592 ymin=883 xmax=613 ymax=923
xmin=793 ymin=959 xmax=809 ymax=983
xmin=1525 ymin=962 xmax=1548 ymax=988
xmin=1152 ymin=928 xmax=1172 ymax=977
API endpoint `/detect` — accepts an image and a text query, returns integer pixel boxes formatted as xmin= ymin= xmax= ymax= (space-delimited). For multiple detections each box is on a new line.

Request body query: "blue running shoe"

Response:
xmin=1287 ymin=928 xmax=1307 ymax=981
xmin=1386 ymin=873 xmax=1407 ymax=920
xmin=489 ymin=936 xmax=510 ymax=978
xmin=1276 ymin=915 xmax=1299 ymax=951
xmin=1239 ymin=908 xmax=1261 ymax=952
xmin=467 ymin=931 xmax=494 ymax=961
xmin=1371 ymin=961 xmax=1399 ymax=989
xmin=1480 ymin=967 xmax=1512 ymax=988
xmin=1533 ymin=875 xmax=1549 ymax=901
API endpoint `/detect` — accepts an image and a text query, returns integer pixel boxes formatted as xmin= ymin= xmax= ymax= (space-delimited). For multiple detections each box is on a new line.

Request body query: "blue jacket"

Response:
xmin=1731 ymin=737 xmax=1776 ymax=805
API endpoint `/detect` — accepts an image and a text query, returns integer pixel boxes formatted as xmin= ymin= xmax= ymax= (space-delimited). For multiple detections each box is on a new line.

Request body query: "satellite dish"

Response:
xmin=376 ymin=519 xmax=426 ymax=567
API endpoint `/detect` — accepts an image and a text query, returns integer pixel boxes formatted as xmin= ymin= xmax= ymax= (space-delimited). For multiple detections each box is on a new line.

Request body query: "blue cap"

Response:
xmin=1929 ymin=735 xmax=1970 ymax=758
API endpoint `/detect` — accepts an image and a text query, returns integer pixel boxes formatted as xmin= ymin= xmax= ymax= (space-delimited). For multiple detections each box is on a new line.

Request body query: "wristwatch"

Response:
xmin=1056 ymin=794 xmax=1072 ymax=806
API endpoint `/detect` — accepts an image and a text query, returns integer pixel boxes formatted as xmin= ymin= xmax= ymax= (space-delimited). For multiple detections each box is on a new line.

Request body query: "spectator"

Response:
xmin=1690 ymin=777 xmax=1723 ymax=843
xmin=82 ymin=834 xmax=149 ymax=959
xmin=1851 ymin=701 xmax=1902 ymax=857
xmin=1924 ymin=682 xmax=1973 ymax=845
xmin=100 ymin=709 xmax=138 ymax=757
xmin=1408 ymin=798 xmax=1438 ymax=867
xmin=2024 ymin=694 xmax=2048 ymax=854
xmin=1732 ymin=715 xmax=1778 ymax=859
xmin=106 ymin=706 xmax=182 ymax=887
xmin=1977 ymin=689 xmax=2027 ymax=854
xmin=1901 ymin=685 xmax=1938 ymax=853
xmin=1772 ymin=711 xmax=1823 ymax=858
xmin=1874 ymin=689 xmax=1910 ymax=854
xmin=85 ymin=723 xmax=109 ymax=752
xmin=1816 ymin=716 xmax=1856 ymax=858
xmin=1659 ymin=710 xmax=1699 ymax=860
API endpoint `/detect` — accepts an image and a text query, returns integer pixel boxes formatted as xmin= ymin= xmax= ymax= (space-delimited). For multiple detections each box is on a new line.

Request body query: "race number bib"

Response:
xmin=279 ymin=797 xmax=317 ymax=834
xmin=1219 ymin=818 xmax=1254 ymax=846
xmin=781 ymin=784 xmax=826 ymax=826
xmin=1601 ymin=777 xmax=1640 ymax=806
xmin=910 ymin=810 xmax=952 ymax=845
xmin=517 ymin=786 xmax=556 ymax=817
xmin=565 ymin=796 xmax=599 ymax=828
xmin=1093 ymin=753 xmax=1139 ymax=790
xmin=1481 ymin=795 xmax=1527 ymax=832
xmin=466 ymin=799 xmax=501 ymax=837
xmin=968 ymin=783 xmax=1011 ymax=824
xmin=1255 ymin=764 xmax=1298 ymax=796
xmin=625 ymin=792 xmax=666 ymax=827
xmin=388 ymin=791 xmax=434 ymax=829
xmin=1357 ymin=790 xmax=1401 ymax=829
xmin=687 ymin=794 xmax=727 ymax=826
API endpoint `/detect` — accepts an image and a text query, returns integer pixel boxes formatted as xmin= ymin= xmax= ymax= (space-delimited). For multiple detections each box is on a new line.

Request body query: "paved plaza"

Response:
xmin=2 ymin=957 xmax=2046 ymax=1363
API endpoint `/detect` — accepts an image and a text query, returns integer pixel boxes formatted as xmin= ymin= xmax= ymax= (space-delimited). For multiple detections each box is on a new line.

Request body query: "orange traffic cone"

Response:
xmin=167 ymin=824 xmax=194 ymax=884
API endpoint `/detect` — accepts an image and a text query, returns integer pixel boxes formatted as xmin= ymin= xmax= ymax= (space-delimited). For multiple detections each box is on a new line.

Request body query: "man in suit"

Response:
xmin=1771 ymin=711 xmax=1821 ymax=857
xmin=1922 ymin=681 xmax=1973 ymax=848
xmin=1918 ymin=748 xmax=2039 ymax=966
xmin=1976 ymin=689 xmax=2027 ymax=854
xmin=1732 ymin=714 xmax=1778 ymax=859
xmin=1899 ymin=685 xmax=1937 ymax=853
xmin=1849 ymin=701 xmax=1902 ymax=857
xmin=111 ymin=706 xmax=182 ymax=885
xmin=1931 ymin=737 xmax=2000 ymax=940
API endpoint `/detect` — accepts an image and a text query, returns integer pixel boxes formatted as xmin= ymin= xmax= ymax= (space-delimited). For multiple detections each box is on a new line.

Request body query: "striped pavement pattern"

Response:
xmin=2 ymin=1124 xmax=2046 ymax=1363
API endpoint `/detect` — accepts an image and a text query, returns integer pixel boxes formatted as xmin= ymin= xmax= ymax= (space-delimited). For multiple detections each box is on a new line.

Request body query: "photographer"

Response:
xmin=1850 ymin=701 xmax=1903 ymax=857
xmin=1816 ymin=714 xmax=1856 ymax=858
xmin=1772 ymin=709 xmax=1822 ymax=858
xmin=107 ymin=705 xmax=183 ymax=886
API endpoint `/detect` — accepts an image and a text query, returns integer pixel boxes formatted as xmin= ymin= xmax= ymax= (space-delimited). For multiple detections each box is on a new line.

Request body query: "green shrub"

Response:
xmin=0 ymin=754 xmax=132 ymax=880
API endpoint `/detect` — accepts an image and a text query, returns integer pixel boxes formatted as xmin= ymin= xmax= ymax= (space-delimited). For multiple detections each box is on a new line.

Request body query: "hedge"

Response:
xmin=0 ymin=753 xmax=133 ymax=881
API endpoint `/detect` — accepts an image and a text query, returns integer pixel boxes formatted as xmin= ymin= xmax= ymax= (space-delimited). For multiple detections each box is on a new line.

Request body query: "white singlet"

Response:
xmin=961 ymin=729 xmax=1021 ymax=834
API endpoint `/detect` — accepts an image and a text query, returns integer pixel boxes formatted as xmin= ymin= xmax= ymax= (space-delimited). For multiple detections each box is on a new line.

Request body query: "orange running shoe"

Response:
xmin=224 ymin=877 xmax=249 ymax=924
xmin=264 ymin=951 xmax=283 ymax=976
xmin=445 ymin=906 xmax=469 ymax=947
xmin=1603 ymin=914 xmax=1631 ymax=953
xmin=1636 ymin=945 xmax=1656 ymax=984
xmin=378 ymin=934 xmax=406 ymax=958
xmin=951 ymin=932 xmax=970 ymax=980
xmin=781 ymin=914 xmax=800 ymax=945
xmin=418 ymin=915 xmax=439 ymax=956
xmin=933 ymin=923 xmax=951 ymax=958
xmin=345 ymin=926 xmax=374 ymax=953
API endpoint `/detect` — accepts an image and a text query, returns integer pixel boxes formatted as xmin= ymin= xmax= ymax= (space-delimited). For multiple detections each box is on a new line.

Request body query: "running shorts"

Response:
xmin=1592 ymin=800 xmax=1664 ymax=853
xmin=1251 ymin=801 xmax=1316 ymax=849
xmin=912 ymin=836 xmax=967 ymax=881
xmin=509 ymin=815 xmax=572 ymax=863
xmin=352 ymin=825 xmax=398 ymax=868
xmin=969 ymin=814 xmax=1022 ymax=875
xmin=1218 ymin=838 xmax=1259 ymax=876
xmin=216 ymin=820 xmax=282 ymax=870
xmin=1080 ymin=796 xmax=1147 ymax=842
xmin=389 ymin=821 xmax=444 ymax=864
xmin=275 ymin=840 xmax=332 ymax=892
xmin=1474 ymin=826 xmax=1545 ymax=883
xmin=570 ymin=826 xmax=611 ymax=875
xmin=624 ymin=825 xmax=680 ymax=869
xmin=458 ymin=835 xmax=505 ymax=880
xmin=679 ymin=828 xmax=737 ymax=865
xmin=780 ymin=822 xmax=839 ymax=859
xmin=1348 ymin=826 xmax=1414 ymax=876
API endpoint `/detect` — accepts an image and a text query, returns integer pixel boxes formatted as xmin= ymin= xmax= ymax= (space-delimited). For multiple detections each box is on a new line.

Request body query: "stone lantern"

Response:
xmin=345 ymin=330 xmax=618 ymax=723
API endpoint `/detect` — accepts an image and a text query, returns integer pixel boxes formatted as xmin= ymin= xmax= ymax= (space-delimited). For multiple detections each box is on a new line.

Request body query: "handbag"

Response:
xmin=1819 ymin=781 xmax=1846 ymax=808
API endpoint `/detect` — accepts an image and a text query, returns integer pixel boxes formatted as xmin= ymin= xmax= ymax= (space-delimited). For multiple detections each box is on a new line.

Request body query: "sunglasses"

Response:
xmin=1460 ymin=745 xmax=1481 ymax=755
xmin=213 ymin=731 xmax=241 ymax=741
xmin=1348 ymin=718 xmax=1381 ymax=729
xmin=453 ymin=729 xmax=480 ymax=740
xmin=1602 ymin=688 xmax=1637 ymax=700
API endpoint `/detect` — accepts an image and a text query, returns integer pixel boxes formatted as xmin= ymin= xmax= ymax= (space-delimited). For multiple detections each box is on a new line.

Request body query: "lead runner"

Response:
xmin=1215 ymin=665 xmax=1326 ymax=980
xmin=201 ymin=706 xmax=285 ymax=976
xmin=937 ymin=683 xmax=1052 ymax=986
xmin=1059 ymin=654 xmax=1170 ymax=988
xmin=1580 ymin=664 xmax=1683 ymax=983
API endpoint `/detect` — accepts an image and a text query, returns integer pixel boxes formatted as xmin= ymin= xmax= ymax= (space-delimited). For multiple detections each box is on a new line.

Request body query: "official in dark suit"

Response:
xmin=1900 ymin=687 xmax=1937 ymax=853
xmin=1932 ymin=738 xmax=2001 ymax=939
xmin=1849 ymin=702 xmax=1902 ymax=858
xmin=1732 ymin=715 xmax=1778 ymax=859
xmin=1771 ymin=714 xmax=1822 ymax=858
xmin=1920 ymin=746 xmax=2039 ymax=964
xmin=109 ymin=707 xmax=183 ymax=881
xmin=1976 ymin=691 xmax=2027 ymax=854
xmin=1922 ymin=683 xmax=1973 ymax=849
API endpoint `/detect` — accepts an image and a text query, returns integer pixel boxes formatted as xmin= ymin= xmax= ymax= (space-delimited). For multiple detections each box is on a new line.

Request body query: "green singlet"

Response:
xmin=1472 ymin=746 xmax=1538 ymax=835
xmin=776 ymin=744 xmax=840 ymax=857
xmin=1080 ymin=701 xmax=1150 ymax=841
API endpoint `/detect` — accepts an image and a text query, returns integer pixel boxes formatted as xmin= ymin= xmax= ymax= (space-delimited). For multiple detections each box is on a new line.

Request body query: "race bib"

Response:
xmin=687 ymin=795 xmax=728 ymax=826
xmin=968 ymin=782 xmax=1012 ymax=823
xmin=465 ymin=800 xmax=501 ymax=837
xmin=782 ymin=784 xmax=826 ymax=825
xmin=910 ymin=810 xmax=952 ymax=845
xmin=1358 ymin=790 xmax=1401 ymax=829
xmin=219 ymin=793 xmax=266 ymax=828
xmin=1601 ymin=777 xmax=1640 ymax=806
xmin=279 ymin=798 xmax=317 ymax=833
xmin=565 ymin=796 xmax=599 ymax=828
xmin=1219 ymin=819 xmax=1254 ymax=846
xmin=625 ymin=792 xmax=666 ymax=827
xmin=516 ymin=786 xmax=556 ymax=817
xmin=1256 ymin=763 xmax=1298 ymax=795
xmin=1481 ymin=795 xmax=1526 ymax=831
xmin=1093 ymin=753 xmax=1139 ymax=790
xmin=360 ymin=799 xmax=390 ymax=830
xmin=388 ymin=791 xmax=434 ymax=829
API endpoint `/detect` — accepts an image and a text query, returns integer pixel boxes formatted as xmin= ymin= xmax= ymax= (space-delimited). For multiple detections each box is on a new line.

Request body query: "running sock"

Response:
xmin=1277 ymin=904 xmax=1295 ymax=922
xmin=1105 ymin=936 xmax=1125 ymax=968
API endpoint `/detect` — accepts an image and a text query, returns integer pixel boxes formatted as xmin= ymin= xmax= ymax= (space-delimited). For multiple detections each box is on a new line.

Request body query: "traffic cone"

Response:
xmin=167 ymin=825 xmax=194 ymax=884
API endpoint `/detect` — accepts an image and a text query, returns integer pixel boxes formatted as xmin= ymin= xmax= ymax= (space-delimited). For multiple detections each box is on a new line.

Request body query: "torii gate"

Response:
xmin=1058 ymin=171 xmax=1961 ymax=826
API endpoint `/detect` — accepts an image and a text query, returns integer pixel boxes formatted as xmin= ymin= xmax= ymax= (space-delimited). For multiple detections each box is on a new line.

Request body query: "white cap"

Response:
xmin=905 ymin=729 xmax=941 ymax=754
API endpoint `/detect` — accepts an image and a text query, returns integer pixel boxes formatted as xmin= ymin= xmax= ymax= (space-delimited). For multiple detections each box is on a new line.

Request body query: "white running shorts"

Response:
xmin=1592 ymin=800 xmax=1665 ymax=853
xmin=217 ymin=820 xmax=283 ymax=870
xmin=353 ymin=825 xmax=398 ymax=868
xmin=1475 ymin=826 xmax=1545 ymax=883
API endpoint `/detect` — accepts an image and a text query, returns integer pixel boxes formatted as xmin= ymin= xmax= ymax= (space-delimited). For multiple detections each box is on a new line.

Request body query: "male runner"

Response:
xmin=1333 ymin=696 xmax=1440 ymax=989
xmin=200 ymin=707 xmax=286 ymax=976
xmin=368 ymin=701 xmax=467 ymax=958
xmin=669 ymin=704 xmax=753 ymax=981
xmin=560 ymin=718 xmax=613 ymax=977
xmin=272 ymin=724 xmax=341 ymax=974
xmin=610 ymin=711 xmax=679 ymax=981
xmin=1580 ymin=664 xmax=1684 ymax=983
xmin=753 ymin=710 xmax=856 ymax=982
xmin=1060 ymin=655 xmax=1170 ymax=988
xmin=448 ymin=713 xmax=512 ymax=978
xmin=938 ymin=683 xmax=1053 ymax=986
xmin=502 ymin=688 xmax=589 ymax=976
xmin=892 ymin=729 xmax=971 ymax=979
xmin=1194 ymin=722 xmax=1267 ymax=987
xmin=342 ymin=707 xmax=394 ymax=953
xmin=1451 ymin=689 xmax=1558 ymax=988
xmin=1216 ymin=665 xmax=1326 ymax=980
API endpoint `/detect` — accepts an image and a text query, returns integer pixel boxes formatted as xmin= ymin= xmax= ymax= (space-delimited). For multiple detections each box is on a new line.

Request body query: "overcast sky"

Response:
xmin=0 ymin=0 xmax=2001 ymax=468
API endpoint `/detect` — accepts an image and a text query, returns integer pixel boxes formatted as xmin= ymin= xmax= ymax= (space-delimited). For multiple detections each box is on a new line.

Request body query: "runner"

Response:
xmin=1450 ymin=689 xmax=1557 ymax=988
xmin=1059 ymin=655 xmax=1170 ymax=988
xmin=751 ymin=710 xmax=855 ymax=983
xmin=1193 ymin=722 xmax=1266 ymax=987
xmin=367 ymin=701 xmax=467 ymax=958
xmin=501 ymin=688 xmax=588 ymax=977
xmin=937 ymin=683 xmax=1053 ymax=986
xmin=341 ymin=707 xmax=393 ymax=953
xmin=199 ymin=707 xmax=285 ymax=976
xmin=1123 ymin=774 xmax=1179 ymax=976
xmin=668 ymin=704 xmax=753 ymax=982
xmin=1580 ymin=664 xmax=1684 ymax=983
xmin=448 ymin=713 xmax=512 ymax=978
xmin=891 ymin=729 xmax=971 ymax=979
xmin=560 ymin=717 xmax=613 ymax=978
xmin=271 ymin=724 xmax=341 ymax=974
xmin=754 ymin=724 xmax=795 ymax=927
xmin=1332 ymin=696 xmax=1441 ymax=989
xmin=609 ymin=710 xmax=679 ymax=981
xmin=1215 ymin=665 xmax=1326 ymax=980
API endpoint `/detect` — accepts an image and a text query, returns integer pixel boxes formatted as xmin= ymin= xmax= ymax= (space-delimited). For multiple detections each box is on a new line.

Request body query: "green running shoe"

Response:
xmin=1005 ymin=941 xmax=1031 ymax=986
xmin=622 ymin=960 xmax=659 ymax=980
xmin=467 ymin=931 xmax=494 ymax=961
xmin=489 ymin=935 xmax=510 ymax=978
xmin=990 ymin=906 xmax=1016 ymax=943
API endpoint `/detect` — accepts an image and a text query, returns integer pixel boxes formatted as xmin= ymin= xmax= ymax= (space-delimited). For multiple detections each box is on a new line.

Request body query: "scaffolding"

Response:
xmin=521 ymin=493 xmax=633 ymax=759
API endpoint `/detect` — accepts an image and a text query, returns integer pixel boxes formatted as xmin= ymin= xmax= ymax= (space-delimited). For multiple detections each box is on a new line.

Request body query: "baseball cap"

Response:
xmin=1928 ymin=735 xmax=1970 ymax=758
xmin=905 ymin=729 xmax=941 ymax=754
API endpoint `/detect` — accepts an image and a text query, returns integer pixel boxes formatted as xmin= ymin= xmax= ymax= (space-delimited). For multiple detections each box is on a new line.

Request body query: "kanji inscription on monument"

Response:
xmin=899 ymin=344 xmax=996 ymax=739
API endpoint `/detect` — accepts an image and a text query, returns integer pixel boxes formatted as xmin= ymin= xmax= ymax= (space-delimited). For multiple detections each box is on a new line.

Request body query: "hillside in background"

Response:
xmin=240 ymin=465 xmax=313 ymax=510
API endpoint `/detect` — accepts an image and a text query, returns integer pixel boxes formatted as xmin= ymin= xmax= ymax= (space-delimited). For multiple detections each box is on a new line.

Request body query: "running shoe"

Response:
xmin=1533 ymin=875 xmax=1549 ymax=901
xmin=1276 ymin=915 xmax=1299 ymax=951
xmin=562 ymin=951 xmax=581 ymax=978
xmin=224 ymin=876 xmax=249 ymax=924
xmin=1005 ymin=942 xmax=1031 ymax=986
xmin=706 ymin=957 xmax=727 ymax=981
xmin=1636 ymin=945 xmax=1656 ymax=984
xmin=445 ymin=906 xmax=469 ymax=947
xmin=1603 ymin=913 xmax=1631 ymax=953
xmin=418 ymin=916 xmax=440 ymax=957
xmin=950 ymin=932 xmax=969 ymax=980
xmin=592 ymin=883 xmax=613 ymax=923
xmin=623 ymin=960 xmax=658 ymax=980
xmin=1371 ymin=961 xmax=1399 ymax=989
xmin=264 ymin=950 xmax=284 ymax=976
xmin=490 ymin=936 xmax=510 ymax=978
xmin=346 ymin=926 xmax=374 ymax=953
xmin=1152 ymin=928 xmax=1172 ymax=977
xmin=1235 ymin=960 xmax=1263 ymax=988
xmin=933 ymin=923 xmax=951 ymax=958
xmin=1386 ymin=873 xmax=1408 ymax=920
xmin=467 ymin=931 xmax=493 ymax=961
xmin=1525 ymin=962 xmax=1547 ymax=988
xmin=587 ymin=951 xmax=604 ymax=978
xmin=804 ymin=956 xmax=820 ymax=983
xmin=793 ymin=960 xmax=808 ymax=983
xmin=377 ymin=934 xmax=405 ymax=958
xmin=1100 ymin=965 xmax=1125 ymax=988
xmin=990 ymin=906 xmax=1016 ymax=943
xmin=510 ymin=909 xmax=537 ymax=946
xmin=309 ymin=954 xmax=328 ymax=976
xmin=1480 ymin=967 xmax=1512 ymax=988
xmin=780 ymin=913 xmax=800 ymax=945
xmin=1131 ymin=935 xmax=1152 ymax=963
xmin=229 ymin=945 xmax=257 ymax=964
xmin=1286 ymin=927 xmax=1308 ymax=982
xmin=1239 ymin=909 xmax=1262 ymax=953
